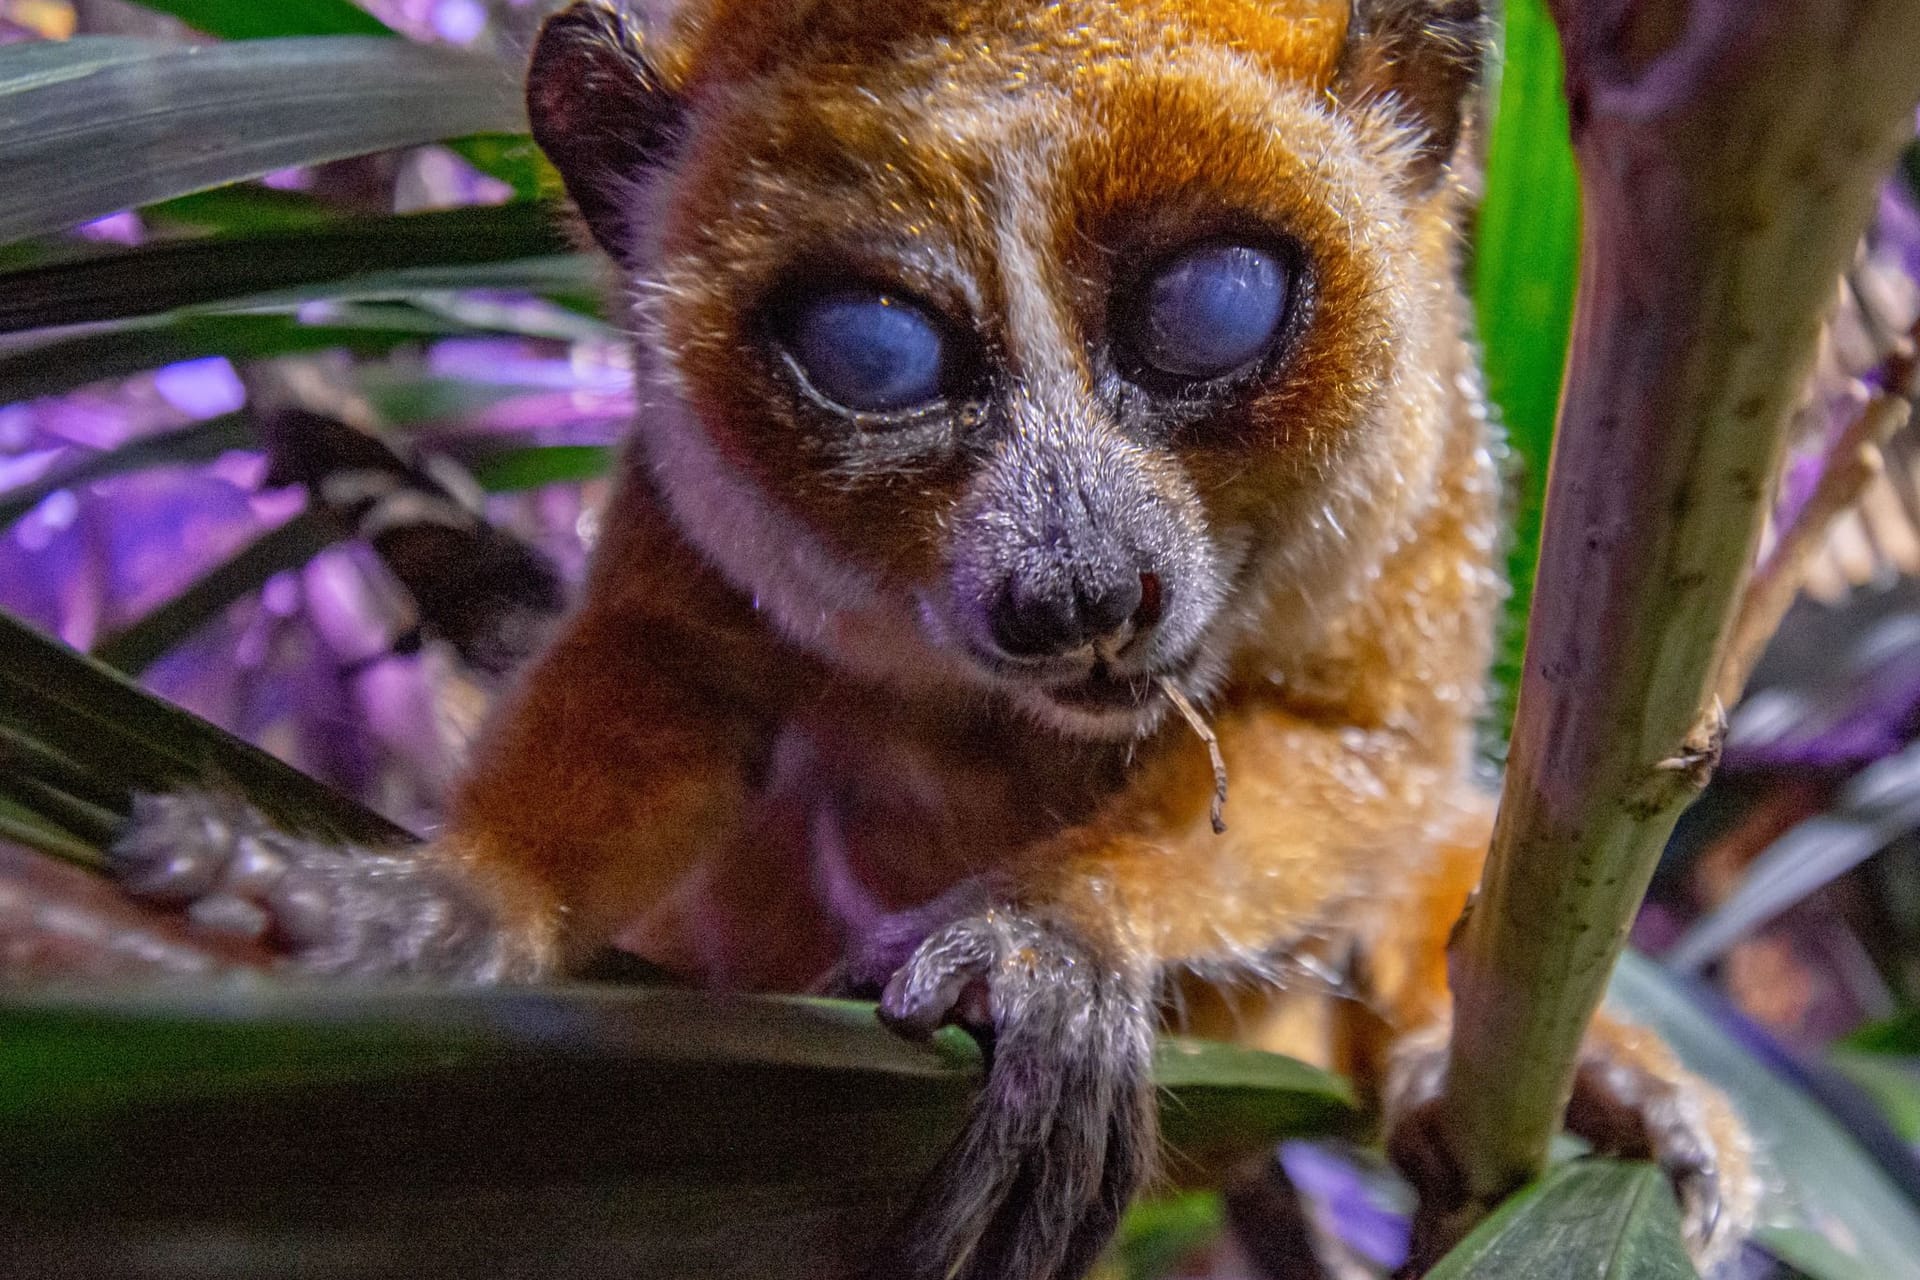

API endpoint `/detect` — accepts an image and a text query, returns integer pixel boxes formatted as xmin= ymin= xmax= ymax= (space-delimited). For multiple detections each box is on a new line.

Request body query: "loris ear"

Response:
xmin=526 ymin=1 xmax=684 ymax=268
xmin=1340 ymin=0 xmax=1489 ymax=187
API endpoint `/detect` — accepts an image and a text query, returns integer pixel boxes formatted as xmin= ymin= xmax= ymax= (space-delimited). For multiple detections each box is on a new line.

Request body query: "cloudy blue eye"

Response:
xmin=1132 ymin=243 xmax=1290 ymax=381
xmin=789 ymin=291 xmax=948 ymax=414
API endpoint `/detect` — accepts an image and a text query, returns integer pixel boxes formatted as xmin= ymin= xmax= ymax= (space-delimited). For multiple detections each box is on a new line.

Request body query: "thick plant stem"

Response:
xmin=1428 ymin=0 xmax=1920 ymax=1253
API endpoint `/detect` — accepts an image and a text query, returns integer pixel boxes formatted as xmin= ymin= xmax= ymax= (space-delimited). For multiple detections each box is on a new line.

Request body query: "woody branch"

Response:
xmin=1426 ymin=0 xmax=1920 ymax=1255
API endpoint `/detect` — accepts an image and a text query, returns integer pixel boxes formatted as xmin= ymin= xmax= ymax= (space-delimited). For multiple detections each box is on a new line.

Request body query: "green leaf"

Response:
xmin=1115 ymin=1193 xmax=1226 ymax=1280
xmin=1427 ymin=1160 xmax=1694 ymax=1280
xmin=0 ymin=414 xmax=254 ymax=527
xmin=0 ymin=203 xmax=578 ymax=335
xmin=0 ymin=37 xmax=524 ymax=246
xmin=1759 ymin=1226 xmax=1884 ymax=1280
xmin=142 ymin=185 xmax=339 ymax=236
xmin=0 ymin=315 xmax=464 ymax=406
xmin=1610 ymin=955 xmax=1920 ymax=1276
xmin=125 ymin=0 xmax=393 ymax=39
xmin=0 ymin=608 xmax=408 ymax=846
xmin=449 ymin=133 xmax=556 ymax=202
xmin=1829 ymin=1050 xmax=1920 ymax=1145
xmin=0 ymin=985 xmax=1352 ymax=1280
xmin=1473 ymin=0 xmax=1580 ymax=736
xmin=467 ymin=445 xmax=616 ymax=492
xmin=1841 ymin=1010 xmax=1920 ymax=1055
xmin=92 ymin=511 xmax=345 ymax=676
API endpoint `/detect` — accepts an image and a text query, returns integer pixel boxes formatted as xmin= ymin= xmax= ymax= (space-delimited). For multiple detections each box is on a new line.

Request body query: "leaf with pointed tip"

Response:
xmin=0 ymin=37 xmax=523 ymax=247
xmin=1426 ymin=1161 xmax=1694 ymax=1280
xmin=0 ymin=609 xmax=408 ymax=847
xmin=1474 ymin=0 xmax=1579 ymax=736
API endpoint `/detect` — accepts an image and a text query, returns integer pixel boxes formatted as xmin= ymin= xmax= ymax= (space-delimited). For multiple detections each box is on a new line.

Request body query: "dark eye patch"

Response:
xmin=787 ymin=291 xmax=948 ymax=415
xmin=1126 ymin=242 xmax=1291 ymax=383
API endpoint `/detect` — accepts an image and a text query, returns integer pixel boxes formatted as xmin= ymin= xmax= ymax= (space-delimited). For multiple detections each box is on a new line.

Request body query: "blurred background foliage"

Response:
xmin=5 ymin=0 xmax=1920 ymax=1277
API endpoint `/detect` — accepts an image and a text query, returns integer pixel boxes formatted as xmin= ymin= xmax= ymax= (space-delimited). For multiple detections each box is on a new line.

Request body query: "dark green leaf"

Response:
xmin=449 ymin=133 xmax=556 ymax=202
xmin=0 ymin=315 xmax=462 ymax=406
xmin=1473 ymin=0 xmax=1580 ymax=736
xmin=0 ymin=37 xmax=524 ymax=246
xmin=142 ymin=185 xmax=338 ymax=236
xmin=1610 ymin=955 xmax=1920 ymax=1275
xmin=0 ymin=415 xmax=253 ymax=527
xmin=1115 ymin=1193 xmax=1226 ymax=1280
xmin=0 ymin=203 xmax=578 ymax=335
xmin=1426 ymin=1160 xmax=1694 ymax=1280
xmin=0 ymin=795 xmax=105 ymax=868
xmin=0 ymin=608 xmax=408 ymax=846
xmin=1842 ymin=1010 xmax=1920 ymax=1055
xmin=0 ymin=985 xmax=1351 ymax=1280
xmin=125 ymin=0 xmax=393 ymax=39
xmin=91 ymin=511 xmax=344 ymax=676
xmin=467 ymin=445 xmax=615 ymax=492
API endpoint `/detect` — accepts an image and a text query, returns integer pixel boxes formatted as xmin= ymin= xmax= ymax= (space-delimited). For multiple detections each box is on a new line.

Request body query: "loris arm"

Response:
xmin=873 ymin=706 xmax=1753 ymax=1280
xmin=112 ymin=607 xmax=759 ymax=980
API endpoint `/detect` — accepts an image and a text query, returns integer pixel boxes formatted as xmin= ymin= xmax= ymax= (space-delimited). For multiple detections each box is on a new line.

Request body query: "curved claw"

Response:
xmin=869 ymin=910 xmax=1158 ymax=1280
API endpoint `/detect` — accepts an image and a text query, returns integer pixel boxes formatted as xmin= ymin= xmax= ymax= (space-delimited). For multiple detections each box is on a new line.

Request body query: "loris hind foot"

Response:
xmin=1384 ymin=1022 xmax=1758 ymax=1276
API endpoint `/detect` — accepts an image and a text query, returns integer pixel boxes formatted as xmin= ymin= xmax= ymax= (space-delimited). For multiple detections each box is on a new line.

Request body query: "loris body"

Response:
xmin=114 ymin=1 xmax=1754 ymax=1276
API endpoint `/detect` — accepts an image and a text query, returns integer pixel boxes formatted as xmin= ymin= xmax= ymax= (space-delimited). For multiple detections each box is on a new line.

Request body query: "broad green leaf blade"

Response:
xmin=1610 ymin=955 xmax=1920 ymax=1277
xmin=0 ymin=985 xmax=1353 ymax=1280
xmin=127 ymin=0 xmax=393 ymax=39
xmin=0 ymin=204 xmax=577 ymax=335
xmin=0 ymin=608 xmax=409 ymax=846
xmin=92 ymin=511 xmax=344 ymax=676
xmin=1473 ymin=0 xmax=1579 ymax=735
xmin=0 ymin=37 xmax=525 ymax=246
xmin=1426 ymin=1161 xmax=1694 ymax=1280
xmin=0 ymin=414 xmax=252 ymax=527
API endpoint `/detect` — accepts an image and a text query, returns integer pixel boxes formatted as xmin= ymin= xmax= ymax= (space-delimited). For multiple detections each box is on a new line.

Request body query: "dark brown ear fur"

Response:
xmin=526 ymin=1 xmax=684 ymax=267
xmin=1340 ymin=0 xmax=1489 ymax=185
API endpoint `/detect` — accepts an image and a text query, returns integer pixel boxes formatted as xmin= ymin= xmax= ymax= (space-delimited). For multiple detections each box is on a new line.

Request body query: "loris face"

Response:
xmin=528 ymin=0 xmax=1483 ymax=738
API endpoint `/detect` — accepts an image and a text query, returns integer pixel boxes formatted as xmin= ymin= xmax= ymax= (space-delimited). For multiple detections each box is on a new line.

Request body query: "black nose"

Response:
xmin=991 ymin=570 xmax=1159 ymax=658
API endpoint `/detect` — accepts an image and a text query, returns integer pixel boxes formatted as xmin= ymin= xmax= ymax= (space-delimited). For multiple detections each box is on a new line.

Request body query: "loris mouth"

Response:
xmin=1043 ymin=662 xmax=1157 ymax=712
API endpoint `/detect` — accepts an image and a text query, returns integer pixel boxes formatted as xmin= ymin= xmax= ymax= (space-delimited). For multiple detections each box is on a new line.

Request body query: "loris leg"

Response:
xmin=1367 ymin=832 xmax=1758 ymax=1275
xmin=1383 ymin=1013 xmax=1758 ymax=1275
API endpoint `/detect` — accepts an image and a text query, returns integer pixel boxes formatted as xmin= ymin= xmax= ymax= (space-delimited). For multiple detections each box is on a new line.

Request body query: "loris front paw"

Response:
xmin=869 ymin=907 xmax=1158 ymax=1280
xmin=1384 ymin=1021 xmax=1757 ymax=1276
xmin=109 ymin=792 xmax=546 ymax=982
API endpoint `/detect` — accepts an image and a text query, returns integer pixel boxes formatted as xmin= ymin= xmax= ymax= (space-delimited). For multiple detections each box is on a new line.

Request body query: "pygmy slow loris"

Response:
xmin=114 ymin=1 xmax=1757 ymax=1276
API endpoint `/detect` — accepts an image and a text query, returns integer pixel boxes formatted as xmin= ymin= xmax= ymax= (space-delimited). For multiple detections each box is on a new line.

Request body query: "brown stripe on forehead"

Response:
xmin=663 ymin=0 xmax=1351 ymax=96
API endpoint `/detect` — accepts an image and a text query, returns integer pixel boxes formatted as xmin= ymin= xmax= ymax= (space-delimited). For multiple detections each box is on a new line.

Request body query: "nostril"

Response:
xmin=1133 ymin=572 xmax=1163 ymax=631
xmin=992 ymin=579 xmax=1081 ymax=658
xmin=1076 ymin=572 xmax=1143 ymax=641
